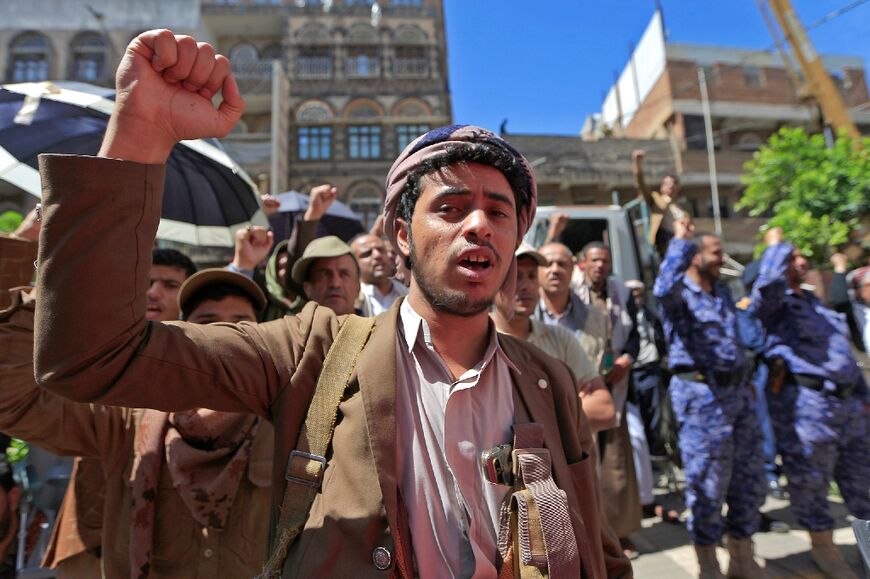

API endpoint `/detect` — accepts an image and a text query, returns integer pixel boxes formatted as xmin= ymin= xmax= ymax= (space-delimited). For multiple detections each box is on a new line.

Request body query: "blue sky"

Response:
xmin=443 ymin=0 xmax=870 ymax=135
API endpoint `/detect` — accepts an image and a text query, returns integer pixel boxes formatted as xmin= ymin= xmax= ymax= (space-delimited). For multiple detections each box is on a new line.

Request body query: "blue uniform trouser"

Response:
xmin=750 ymin=362 xmax=779 ymax=485
xmin=670 ymin=376 xmax=765 ymax=545
xmin=767 ymin=384 xmax=870 ymax=531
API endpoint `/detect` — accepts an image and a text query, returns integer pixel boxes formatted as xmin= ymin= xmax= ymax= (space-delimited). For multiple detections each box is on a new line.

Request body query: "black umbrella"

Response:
xmin=0 ymin=81 xmax=267 ymax=247
xmin=267 ymin=190 xmax=365 ymax=243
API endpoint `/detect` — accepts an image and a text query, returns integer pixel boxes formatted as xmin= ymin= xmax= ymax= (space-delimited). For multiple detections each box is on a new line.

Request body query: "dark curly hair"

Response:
xmin=396 ymin=143 xmax=531 ymax=269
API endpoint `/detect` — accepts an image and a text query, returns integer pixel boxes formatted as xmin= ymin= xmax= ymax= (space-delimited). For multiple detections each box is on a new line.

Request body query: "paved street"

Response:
xmin=630 ymin=487 xmax=865 ymax=578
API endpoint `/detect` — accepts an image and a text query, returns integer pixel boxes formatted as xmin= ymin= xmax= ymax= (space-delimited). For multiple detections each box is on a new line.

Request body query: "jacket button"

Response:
xmin=537 ymin=378 xmax=548 ymax=390
xmin=203 ymin=548 xmax=214 ymax=558
xmin=372 ymin=546 xmax=392 ymax=570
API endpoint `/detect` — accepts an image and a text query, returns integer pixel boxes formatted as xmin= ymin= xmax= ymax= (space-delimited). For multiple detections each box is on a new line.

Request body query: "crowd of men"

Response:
xmin=0 ymin=29 xmax=868 ymax=579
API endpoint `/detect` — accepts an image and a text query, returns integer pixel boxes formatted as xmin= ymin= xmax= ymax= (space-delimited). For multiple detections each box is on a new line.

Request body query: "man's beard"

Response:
xmin=409 ymin=233 xmax=497 ymax=317
xmin=699 ymin=258 xmax=721 ymax=280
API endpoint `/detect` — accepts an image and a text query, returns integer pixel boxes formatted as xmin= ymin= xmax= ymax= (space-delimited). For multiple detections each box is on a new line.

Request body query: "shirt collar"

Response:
xmin=399 ymin=299 xmax=520 ymax=375
xmin=539 ymin=292 xmax=579 ymax=319
xmin=682 ymin=273 xmax=703 ymax=295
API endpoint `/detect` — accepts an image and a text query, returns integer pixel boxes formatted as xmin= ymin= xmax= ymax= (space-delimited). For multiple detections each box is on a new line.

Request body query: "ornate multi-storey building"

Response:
xmin=202 ymin=0 xmax=452 ymax=227
xmin=0 ymin=0 xmax=452 ymax=227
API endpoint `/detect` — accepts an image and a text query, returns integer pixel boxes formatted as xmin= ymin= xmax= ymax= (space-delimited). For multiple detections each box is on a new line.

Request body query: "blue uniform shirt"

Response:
xmin=735 ymin=305 xmax=765 ymax=354
xmin=653 ymin=238 xmax=745 ymax=373
xmin=752 ymin=243 xmax=869 ymax=403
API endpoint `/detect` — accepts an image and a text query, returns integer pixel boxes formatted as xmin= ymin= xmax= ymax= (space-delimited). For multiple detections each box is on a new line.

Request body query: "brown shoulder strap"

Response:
xmin=258 ymin=314 xmax=376 ymax=579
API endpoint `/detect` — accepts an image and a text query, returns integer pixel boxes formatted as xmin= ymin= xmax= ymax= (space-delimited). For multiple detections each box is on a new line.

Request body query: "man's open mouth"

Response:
xmin=460 ymin=254 xmax=491 ymax=270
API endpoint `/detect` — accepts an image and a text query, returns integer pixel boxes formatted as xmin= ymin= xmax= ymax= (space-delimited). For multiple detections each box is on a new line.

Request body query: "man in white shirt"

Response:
xmin=351 ymin=233 xmax=408 ymax=316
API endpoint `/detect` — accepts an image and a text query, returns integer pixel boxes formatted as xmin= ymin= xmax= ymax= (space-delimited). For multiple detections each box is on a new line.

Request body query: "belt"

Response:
xmin=672 ymin=367 xmax=737 ymax=387
xmin=792 ymin=373 xmax=855 ymax=399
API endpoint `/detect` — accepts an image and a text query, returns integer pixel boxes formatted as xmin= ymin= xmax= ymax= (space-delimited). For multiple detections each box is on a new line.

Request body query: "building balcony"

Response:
xmin=681 ymin=148 xmax=754 ymax=178
xmin=202 ymin=0 xmax=284 ymax=10
xmin=345 ymin=57 xmax=380 ymax=78
xmin=393 ymin=58 xmax=428 ymax=78
xmin=295 ymin=57 xmax=333 ymax=79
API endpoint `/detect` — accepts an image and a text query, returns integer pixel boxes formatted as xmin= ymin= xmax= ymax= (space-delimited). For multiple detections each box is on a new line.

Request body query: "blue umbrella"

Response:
xmin=0 ymin=81 xmax=267 ymax=247
xmin=269 ymin=190 xmax=365 ymax=243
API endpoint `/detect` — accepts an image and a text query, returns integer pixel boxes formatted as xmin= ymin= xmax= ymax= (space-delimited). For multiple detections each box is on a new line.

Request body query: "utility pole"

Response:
xmin=270 ymin=59 xmax=289 ymax=196
xmin=697 ymin=67 xmax=723 ymax=237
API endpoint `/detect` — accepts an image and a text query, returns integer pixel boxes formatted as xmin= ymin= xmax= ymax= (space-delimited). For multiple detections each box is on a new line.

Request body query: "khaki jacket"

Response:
xmin=0 ymin=291 xmax=274 ymax=578
xmin=32 ymin=155 xmax=632 ymax=578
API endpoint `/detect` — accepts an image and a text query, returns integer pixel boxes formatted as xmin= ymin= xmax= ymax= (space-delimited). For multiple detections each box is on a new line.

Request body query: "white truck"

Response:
xmin=524 ymin=198 xmax=656 ymax=288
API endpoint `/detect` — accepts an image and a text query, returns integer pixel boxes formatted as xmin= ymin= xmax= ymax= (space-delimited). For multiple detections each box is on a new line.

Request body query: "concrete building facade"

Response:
xmin=581 ymin=11 xmax=870 ymax=257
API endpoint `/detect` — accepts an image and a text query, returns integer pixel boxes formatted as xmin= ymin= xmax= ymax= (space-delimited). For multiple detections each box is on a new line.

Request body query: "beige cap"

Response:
xmin=625 ymin=279 xmax=645 ymax=290
xmin=178 ymin=268 xmax=267 ymax=317
xmin=291 ymin=235 xmax=354 ymax=285
xmin=515 ymin=241 xmax=547 ymax=266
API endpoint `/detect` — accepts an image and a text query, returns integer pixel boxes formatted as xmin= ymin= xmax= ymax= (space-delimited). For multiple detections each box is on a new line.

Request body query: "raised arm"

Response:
xmin=653 ymin=219 xmax=695 ymax=312
xmin=633 ymin=149 xmax=654 ymax=207
xmin=827 ymin=253 xmax=850 ymax=309
xmin=750 ymin=228 xmax=792 ymax=324
xmin=33 ymin=31 xmax=329 ymax=416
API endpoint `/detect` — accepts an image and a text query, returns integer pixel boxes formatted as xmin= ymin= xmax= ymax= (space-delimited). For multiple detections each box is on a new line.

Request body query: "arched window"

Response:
xmin=294 ymin=24 xmax=332 ymax=78
xmin=8 ymin=33 xmax=51 ymax=82
xmin=345 ymin=23 xmax=380 ymax=78
xmin=393 ymin=98 xmax=430 ymax=118
xmin=296 ymin=100 xmax=334 ymax=122
xmin=345 ymin=100 xmax=383 ymax=159
xmin=70 ymin=33 xmax=108 ymax=83
xmin=393 ymin=26 xmax=428 ymax=77
xmin=230 ymin=43 xmax=259 ymax=63
xmin=345 ymin=99 xmax=383 ymax=119
xmin=348 ymin=185 xmax=383 ymax=230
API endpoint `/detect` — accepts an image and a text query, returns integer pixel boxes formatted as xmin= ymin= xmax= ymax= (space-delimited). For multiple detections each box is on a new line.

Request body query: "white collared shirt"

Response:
xmin=359 ymin=280 xmax=408 ymax=317
xmin=396 ymin=299 xmax=518 ymax=578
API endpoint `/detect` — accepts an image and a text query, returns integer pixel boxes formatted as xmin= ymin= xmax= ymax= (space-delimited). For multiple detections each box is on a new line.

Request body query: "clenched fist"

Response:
xmin=99 ymin=29 xmax=245 ymax=164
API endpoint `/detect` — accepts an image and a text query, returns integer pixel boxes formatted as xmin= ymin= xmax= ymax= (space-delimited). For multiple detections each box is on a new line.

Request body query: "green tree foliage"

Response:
xmin=737 ymin=127 xmax=870 ymax=261
xmin=6 ymin=438 xmax=29 ymax=463
xmin=0 ymin=210 xmax=23 ymax=234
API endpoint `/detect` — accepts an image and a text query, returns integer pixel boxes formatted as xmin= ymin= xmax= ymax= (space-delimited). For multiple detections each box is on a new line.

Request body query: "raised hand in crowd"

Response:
xmin=830 ymin=252 xmax=849 ymax=274
xmin=231 ymin=226 xmax=274 ymax=272
xmin=99 ymin=29 xmax=244 ymax=164
xmin=673 ymin=217 xmax=694 ymax=240
xmin=304 ymin=184 xmax=338 ymax=222
xmin=545 ymin=212 xmax=569 ymax=243
xmin=762 ymin=226 xmax=784 ymax=246
xmin=260 ymin=194 xmax=281 ymax=217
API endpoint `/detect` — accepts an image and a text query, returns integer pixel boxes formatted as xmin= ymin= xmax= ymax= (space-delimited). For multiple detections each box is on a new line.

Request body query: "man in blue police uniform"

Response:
xmin=735 ymin=262 xmax=786 ymax=502
xmin=654 ymin=219 xmax=767 ymax=579
xmin=752 ymin=227 xmax=869 ymax=579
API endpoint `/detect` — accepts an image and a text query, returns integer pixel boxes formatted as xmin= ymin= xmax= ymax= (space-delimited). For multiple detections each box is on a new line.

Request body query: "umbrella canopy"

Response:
xmin=0 ymin=81 xmax=267 ymax=247
xmin=269 ymin=190 xmax=365 ymax=243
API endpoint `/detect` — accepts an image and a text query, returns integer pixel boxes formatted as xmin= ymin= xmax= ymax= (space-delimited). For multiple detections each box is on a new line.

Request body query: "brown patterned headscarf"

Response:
xmin=382 ymin=125 xmax=538 ymax=302
xmin=130 ymin=409 xmax=260 ymax=578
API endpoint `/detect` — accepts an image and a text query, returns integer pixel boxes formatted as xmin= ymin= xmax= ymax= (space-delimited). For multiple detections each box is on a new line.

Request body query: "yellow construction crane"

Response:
xmin=763 ymin=0 xmax=861 ymax=139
